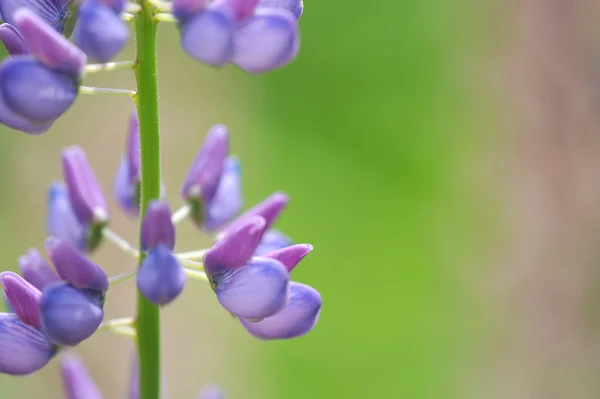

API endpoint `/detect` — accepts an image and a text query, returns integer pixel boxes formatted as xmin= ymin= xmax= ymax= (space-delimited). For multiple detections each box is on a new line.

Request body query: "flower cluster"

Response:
xmin=0 ymin=118 xmax=322 ymax=392
xmin=0 ymin=0 xmax=316 ymax=397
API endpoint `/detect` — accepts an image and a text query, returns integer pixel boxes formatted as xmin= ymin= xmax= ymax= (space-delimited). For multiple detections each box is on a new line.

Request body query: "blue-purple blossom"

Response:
xmin=261 ymin=243 xmax=313 ymax=272
xmin=0 ymin=9 xmax=85 ymax=134
xmin=240 ymin=281 xmax=321 ymax=339
xmin=60 ymin=353 xmax=103 ymax=399
xmin=73 ymin=0 xmax=129 ymax=62
xmin=114 ymin=111 xmax=141 ymax=216
xmin=40 ymin=281 xmax=104 ymax=346
xmin=0 ymin=0 xmax=72 ymax=33
xmin=18 ymin=248 xmax=60 ymax=291
xmin=0 ymin=23 xmax=27 ymax=55
xmin=46 ymin=182 xmax=87 ymax=251
xmin=0 ymin=313 xmax=57 ymax=375
xmin=137 ymin=245 xmax=186 ymax=306
xmin=223 ymin=191 xmax=288 ymax=236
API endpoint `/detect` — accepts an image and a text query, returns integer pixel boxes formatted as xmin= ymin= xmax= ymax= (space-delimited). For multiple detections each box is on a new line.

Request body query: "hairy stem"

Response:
xmin=134 ymin=2 xmax=162 ymax=399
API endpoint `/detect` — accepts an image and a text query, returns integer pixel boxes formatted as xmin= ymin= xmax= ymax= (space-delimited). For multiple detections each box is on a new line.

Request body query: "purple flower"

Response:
xmin=180 ymin=7 xmax=235 ymax=66
xmin=60 ymin=353 xmax=103 ymax=399
xmin=141 ymin=200 xmax=175 ymax=252
xmin=0 ymin=313 xmax=57 ymax=375
xmin=40 ymin=281 xmax=104 ymax=346
xmin=114 ymin=111 xmax=141 ymax=216
xmin=254 ymin=228 xmax=292 ymax=256
xmin=137 ymin=245 xmax=186 ymax=306
xmin=0 ymin=9 xmax=85 ymax=134
xmin=46 ymin=182 xmax=87 ymax=251
xmin=204 ymin=156 xmax=243 ymax=231
xmin=204 ymin=217 xmax=289 ymax=319
xmin=0 ymin=23 xmax=27 ymax=55
xmin=0 ymin=272 xmax=42 ymax=329
xmin=45 ymin=237 xmax=109 ymax=292
xmin=61 ymin=146 xmax=108 ymax=250
xmin=74 ymin=0 xmax=129 ymax=62
xmin=222 ymin=191 xmax=288 ymax=236
xmin=18 ymin=248 xmax=60 ymax=291
xmin=240 ymin=281 xmax=321 ymax=339
xmin=0 ymin=0 xmax=72 ymax=33
xmin=258 ymin=0 xmax=303 ymax=19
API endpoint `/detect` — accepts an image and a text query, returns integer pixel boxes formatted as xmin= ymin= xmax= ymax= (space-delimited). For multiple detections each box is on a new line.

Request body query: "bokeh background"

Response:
xmin=2 ymin=0 xmax=600 ymax=398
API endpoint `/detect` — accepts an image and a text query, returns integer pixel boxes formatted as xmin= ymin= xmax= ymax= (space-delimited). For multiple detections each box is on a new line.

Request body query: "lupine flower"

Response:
xmin=262 ymin=243 xmax=313 ymax=272
xmin=114 ymin=111 xmax=141 ymax=216
xmin=0 ymin=23 xmax=27 ymax=55
xmin=0 ymin=0 xmax=72 ymax=33
xmin=60 ymin=353 xmax=103 ymax=399
xmin=73 ymin=0 xmax=129 ymax=62
xmin=258 ymin=0 xmax=303 ymax=19
xmin=137 ymin=201 xmax=186 ymax=306
xmin=60 ymin=146 xmax=109 ymax=251
xmin=46 ymin=182 xmax=88 ymax=251
xmin=40 ymin=237 xmax=107 ymax=345
xmin=254 ymin=228 xmax=292 ymax=255
xmin=174 ymin=0 xmax=301 ymax=72
xmin=204 ymin=216 xmax=290 ymax=319
xmin=0 ymin=272 xmax=57 ymax=375
xmin=18 ymin=248 xmax=60 ymax=291
xmin=240 ymin=281 xmax=321 ymax=339
xmin=182 ymin=125 xmax=243 ymax=230
xmin=0 ymin=9 xmax=85 ymax=134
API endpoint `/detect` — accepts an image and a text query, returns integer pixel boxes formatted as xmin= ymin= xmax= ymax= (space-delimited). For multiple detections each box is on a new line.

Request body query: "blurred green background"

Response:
xmin=4 ymin=0 xmax=600 ymax=398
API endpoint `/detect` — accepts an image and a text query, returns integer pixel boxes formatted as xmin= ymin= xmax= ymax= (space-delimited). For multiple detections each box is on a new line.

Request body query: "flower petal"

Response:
xmin=46 ymin=182 xmax=87 ymax=251
xmin=258 ymin=0 xmax=303 ymax=20
xmin=180 ymin=10 xmax=234 ymax=67
xmin=240 ymin=282 xmax=321 ymax=339
xmin=60 ymin=353 xmax=103 ymax=399
xmin=232 ymin=8 xmax=298 ymax=73
xmin=141 ymin=200 xmax=175 ymax=251
xmin=40 ymin=282 xmax=104 ymax=346
xmin=0 ymin=272 xmax=42 ymax=329
xmin=214 ymin=257 xmax=289 ymax=319
xmin=0 ymin=23 xmax=28 ymax=55
xmin=0 ymin=313 xmax=56 ymax=375
xmin=137 ymin=246 xmax=186 ymax=306
xmin=0 ymin=0 xmax=69 ymax=32
xmin=254 ymin=228 xmax=292 ymax=256
xmin=18 ymin=248 xmax=60 ymax=291
xmin=223 ymin=192 xmax=288 ymax=236
xmin=204 ymin=216 xmax=267 ymax=274
xmin=204 ymin=156 xmax=243 ymax=231
xmin=261 ymin=243 xmax=312 ymax=272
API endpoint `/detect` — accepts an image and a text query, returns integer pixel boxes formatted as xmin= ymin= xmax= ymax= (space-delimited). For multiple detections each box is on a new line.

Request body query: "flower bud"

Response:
xmin=137 ymin=245 xmax=186 ymax=306
xmin=204 ymin=216 xmax=267 ymax=275
xmin=18 ymin=248 xmax=60 ymax=291
xmin=62 ymin=146 xmax=108 ymax=227
xmin=182 ymin=125 xmax=229 ymax=207
xmin=45 ymin=237 xmax=109 ymax=292
xmin=0 ymin=272 xmax=42 ymax=329
xmin=254 ymin=228 xmax=292 ymax=256
xmin=46 ymin=182 xmax=87 ymax=251
xmin=213 ymin=257 xmax=289 ymax=319
xmin=261 ymin=243 xmax=312 ymax=272
xmin=141 ymin=200 xmax=175 ymax=251
xmin=114 ymin=111 xmax=141 ymax=216
xmin=241 ymin=282 xmax=321 ymax=339
xmin=40 ymin=282 xmax=104 ymax=346
xmin=232 ymin=8 xmax=298 ymax=73
xmin=60 ymin=353 xmax=103 ymax=399
xmin=0 ymin=313 xmax=56 ymax=375
xmin=0 ymin=23 xmax=28 ymax=55
xmin=204 ymin=156 xmax=243 ymax=231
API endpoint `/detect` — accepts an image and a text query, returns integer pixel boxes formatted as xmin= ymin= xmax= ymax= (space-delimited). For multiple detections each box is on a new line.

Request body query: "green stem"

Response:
xmin=134 ymin=2 xmax=162 ymax=399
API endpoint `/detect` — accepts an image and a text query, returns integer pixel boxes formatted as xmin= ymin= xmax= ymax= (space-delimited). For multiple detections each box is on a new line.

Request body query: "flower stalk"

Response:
xmin=133 ymin=1 xmax=162 ymax=398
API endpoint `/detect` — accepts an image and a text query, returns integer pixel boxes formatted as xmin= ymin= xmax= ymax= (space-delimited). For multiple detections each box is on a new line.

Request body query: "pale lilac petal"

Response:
xmin=261 ymin=243 xmax=312 ymax=272
xmin=19 ymin=248 xmax=60 ymax=291
xmin=254 ymin=229 xmax=292 ymax=256
xmin=214 ymin=257 xmax=289 ymax=319
xmin=180 ymin=10 xmax=234 ymax=66
xmin=241 ymin=282 xmax=321 ymax=339
xmin=137 ymin=246 xmax=186 ymax=306
xmin=232 ymin=8 xmax=298 ymax=73
xmin=46 ymin=182 xmax=87 ymax=251
xmin=204 ymin=156 xmax=243 ymax=231
xmin=223 ymin=192 xmax=288 ymax=236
